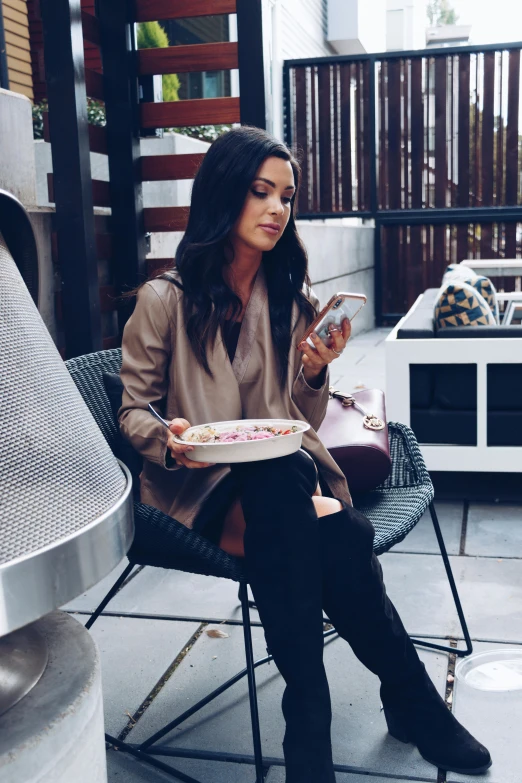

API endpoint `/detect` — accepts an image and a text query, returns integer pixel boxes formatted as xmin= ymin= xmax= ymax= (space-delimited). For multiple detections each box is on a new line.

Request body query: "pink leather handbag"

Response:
xmin=319 ymin=387 xmax=391 ymax=493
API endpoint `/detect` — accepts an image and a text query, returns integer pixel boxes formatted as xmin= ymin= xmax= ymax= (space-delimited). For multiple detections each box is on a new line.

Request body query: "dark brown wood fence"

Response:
xmin=287 ymin=61 xmax=372 ymax=215
xmin=285 ymin=44 xmax=522 ymax=321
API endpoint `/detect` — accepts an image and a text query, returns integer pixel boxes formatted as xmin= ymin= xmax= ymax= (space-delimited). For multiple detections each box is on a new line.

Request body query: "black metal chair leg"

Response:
xmin=106 ymin=734 xmax=202 ymax=783
xmin=239 ymin=581 xmax=266 ymax=783
xmin=238 ymin=584 xmax=258 ymax=610
xmin=410 ymin=501 xmax=473 ymax=658
xmin=85 ymin=562 xmax=135 ymax=629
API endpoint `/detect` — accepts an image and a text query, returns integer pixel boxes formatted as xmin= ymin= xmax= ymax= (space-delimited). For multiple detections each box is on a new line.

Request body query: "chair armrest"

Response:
xmin=380 ymin=422 xmax=434 ymax=492
xmin=352 ymin=423 xmax=434 ymax=556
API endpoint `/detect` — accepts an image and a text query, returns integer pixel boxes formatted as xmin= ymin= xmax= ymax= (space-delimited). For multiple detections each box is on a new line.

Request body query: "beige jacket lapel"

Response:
xmin=231 ymin=265 xmax=269 ymax=385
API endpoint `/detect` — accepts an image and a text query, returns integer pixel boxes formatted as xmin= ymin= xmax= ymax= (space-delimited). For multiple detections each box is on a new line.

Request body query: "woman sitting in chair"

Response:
xmin=119 ymin=126 xmax=490 ymax=782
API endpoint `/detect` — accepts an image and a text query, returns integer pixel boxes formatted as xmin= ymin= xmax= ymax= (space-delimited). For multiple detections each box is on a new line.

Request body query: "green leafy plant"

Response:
xmin=32 ymin=97 xmax=106 ymax=139
xmin=87 ymin=98 xmax=106 ymax=126
xmin=137 ymin=21 xmax=180 ymax=103
xmin=427 ymin=0 xmax=459 ymax=26
xmin=168 ymin=124 xmax=233 ymax=143
xmin=32 ymin=100 xmax=46 ymax=139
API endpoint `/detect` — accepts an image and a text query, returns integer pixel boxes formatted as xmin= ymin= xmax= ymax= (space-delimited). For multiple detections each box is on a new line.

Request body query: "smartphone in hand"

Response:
xmin=298 ymin=292 xmax=367 ymax=349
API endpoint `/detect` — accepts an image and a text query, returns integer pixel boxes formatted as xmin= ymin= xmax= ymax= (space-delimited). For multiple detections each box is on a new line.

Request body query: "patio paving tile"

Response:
xmin=449 ymin=556 xmax=522 ymax=643
xmin=447 ymin=642 xmax=522 ymax=783
xmin=379 ymin=553 xmax=459 ymax=638
xmin=88 ymin=615 xmax=196 ymax=735
xmin=465 ymin=503 xmax=522 ymax=558
xmin=108 ymin=567 xmax=260 ymax=623
xmin=128 ymin=622 xmax=269 ymax=748
xmin=380 ymin=553 xmax=522 ymax=643
xmin=107 ymin=749 xmax=178 ymax=782
xmin=128 ymin=622 xmax=446 ymax=780
xmin=107 ymin=749 xmax=256 ymax=782
xmin=266 ymin=770 xmax=417 ymax=783
xmin=390 ymin=501 xmax=463 ymax=555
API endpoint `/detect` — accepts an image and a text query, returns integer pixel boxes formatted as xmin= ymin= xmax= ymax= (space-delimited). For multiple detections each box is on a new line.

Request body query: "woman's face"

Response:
xmin=230 ymin=156 xmax=295 ymax=254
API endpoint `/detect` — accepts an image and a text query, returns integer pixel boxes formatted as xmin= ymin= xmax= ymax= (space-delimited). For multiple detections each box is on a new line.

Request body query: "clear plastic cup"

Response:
xmin=455 ymin=649 xmax=522 ymax=692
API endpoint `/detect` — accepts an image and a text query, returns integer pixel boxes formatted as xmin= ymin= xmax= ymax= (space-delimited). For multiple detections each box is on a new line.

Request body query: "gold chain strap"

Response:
xmin=328 ymin=387 xmax=385 ymax=431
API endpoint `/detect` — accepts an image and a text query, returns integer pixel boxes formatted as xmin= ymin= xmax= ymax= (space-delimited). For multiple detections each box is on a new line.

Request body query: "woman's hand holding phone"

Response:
xmin=167 ymin=418 xmax=215 ymax=469
xmin=298 ymin=318 xmax=351 ymax=381
xmin=297 ymin=292 xmax=364 ymax=382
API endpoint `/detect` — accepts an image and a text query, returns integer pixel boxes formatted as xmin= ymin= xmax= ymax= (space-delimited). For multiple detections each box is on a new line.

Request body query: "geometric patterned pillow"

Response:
xmin=443 ymin=264 xmax=499 ymax=323
xmin=434 ymin=280 xmax=497 ymax=329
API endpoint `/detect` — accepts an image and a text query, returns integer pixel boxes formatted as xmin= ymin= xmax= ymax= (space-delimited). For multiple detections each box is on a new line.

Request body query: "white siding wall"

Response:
xmin=269 ymin=0 xmax=333 ymax=140
xmin=279 ymin=0 xmax=333 ymax=60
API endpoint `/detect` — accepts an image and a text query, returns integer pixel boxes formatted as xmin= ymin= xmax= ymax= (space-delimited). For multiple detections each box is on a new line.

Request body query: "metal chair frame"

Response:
xmin=87 ymin=573 xmax=267 ymax=783
xmin=86 ymin=494 xmax=472 ymax=783
xmin=67 ymin=348 xmax=473 ymax=783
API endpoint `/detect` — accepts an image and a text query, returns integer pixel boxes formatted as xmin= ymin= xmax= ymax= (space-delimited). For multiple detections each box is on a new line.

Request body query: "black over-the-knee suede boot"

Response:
xmin=232 ymin=452 xmax=336 ymax=783
xmin=319 ymin=503 xmax=491 ymax=775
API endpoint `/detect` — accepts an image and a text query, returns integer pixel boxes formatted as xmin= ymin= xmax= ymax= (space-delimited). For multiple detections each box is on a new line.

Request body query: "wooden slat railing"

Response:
xmin=40 ymin=0 xmax=261 ymax=354
xmin=288 ymin=46 xmax=522 ymax=216
xmin=136 ymin=0 xmax=236 ymax=23
xmin=377 ymin=49 xmax=522 ymax=211
xmin=147 ymin=257 xmax=172 ymax=275
xmin=85 ymin=67 xmax=104 ymax=100
xmin=44 ymin=112 xmax=107 ymax=154
xmin=48 ymin=174 xmax=111 ymax=208
xmin=88 ymin=124 xmax=108 ymax=155
xmin=95 ymin=232 xmax=112 ymax=259
xmin=289 ymin=62 xmax=372 ymax=213
xmin=144 ymin=207 xmax=189 ymax=232
xmin=141 ymin=153 xmax=205 ymax=181
xmin=138 ymin=41 xmax=238 ymax=75
xmin=81 ymin=10 xmax=99 ymax=46
xmin=141 ymin=96 xmax=240 ymax=128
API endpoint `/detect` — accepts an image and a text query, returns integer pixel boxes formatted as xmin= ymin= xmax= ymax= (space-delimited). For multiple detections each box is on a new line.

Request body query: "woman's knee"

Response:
xmin=312 ymin=496 xmax=342 ymax=518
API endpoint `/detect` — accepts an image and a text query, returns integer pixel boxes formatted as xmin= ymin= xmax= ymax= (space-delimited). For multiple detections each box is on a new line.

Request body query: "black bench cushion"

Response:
xmin=411 ymin=408 xmax=477 ymax=445
xmin=488 ymin=365 xmax=522 ymax=411
xmin=410 ymin=409 xmax=522 ymax=447
xmin=436 ymin=325 xmax=522 ymax=338
xmin=411 ymin=364 xmax=477 ymax=411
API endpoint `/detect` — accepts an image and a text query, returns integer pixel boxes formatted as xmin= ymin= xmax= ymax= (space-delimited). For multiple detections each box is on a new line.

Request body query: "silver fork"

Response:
xmin=147 ymin=404 xmax=186 ymax=444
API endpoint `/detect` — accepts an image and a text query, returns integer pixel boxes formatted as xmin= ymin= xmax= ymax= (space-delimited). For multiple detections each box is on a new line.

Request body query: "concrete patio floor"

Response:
xmin=65 ymin=328 xmax=522 ymax=783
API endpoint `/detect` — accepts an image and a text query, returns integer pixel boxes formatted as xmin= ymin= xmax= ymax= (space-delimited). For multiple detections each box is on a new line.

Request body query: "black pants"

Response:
xmin=230 ymin=451 xmax=427 ymax=783
xmin=130 ymin=452 xmax=428 ymax=782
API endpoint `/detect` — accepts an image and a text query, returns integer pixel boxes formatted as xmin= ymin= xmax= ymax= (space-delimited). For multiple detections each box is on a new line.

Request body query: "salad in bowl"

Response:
xmin=179 ymin=419 xmax=310 ymax=462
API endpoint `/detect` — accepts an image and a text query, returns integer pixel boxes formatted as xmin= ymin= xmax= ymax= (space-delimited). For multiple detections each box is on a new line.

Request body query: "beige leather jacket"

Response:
xmin=119 ymin=265 xmax=351 ymax=528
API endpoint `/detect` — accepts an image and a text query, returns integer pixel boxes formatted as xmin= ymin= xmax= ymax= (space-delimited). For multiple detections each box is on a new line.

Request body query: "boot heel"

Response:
xmin=383 ymin=707 xmax=412 ymax=744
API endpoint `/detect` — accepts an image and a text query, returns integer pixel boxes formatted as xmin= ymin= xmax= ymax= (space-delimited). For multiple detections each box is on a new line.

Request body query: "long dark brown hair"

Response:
xmin=161 ymin=126 xmax=316 ymax=386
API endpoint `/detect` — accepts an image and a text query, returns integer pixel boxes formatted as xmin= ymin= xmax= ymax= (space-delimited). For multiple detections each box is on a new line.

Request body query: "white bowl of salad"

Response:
xmin=179 ymin=419 xmax=311 ymax=463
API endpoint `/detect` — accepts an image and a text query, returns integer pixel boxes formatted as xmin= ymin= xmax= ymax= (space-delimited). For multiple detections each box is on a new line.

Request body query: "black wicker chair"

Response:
xmin=66 ymin=348 xmax=472 ymax=783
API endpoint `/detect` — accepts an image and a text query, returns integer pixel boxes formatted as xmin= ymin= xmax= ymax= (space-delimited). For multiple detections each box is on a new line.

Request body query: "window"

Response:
xmin=163 ymin=15 xmax=232 ymax=100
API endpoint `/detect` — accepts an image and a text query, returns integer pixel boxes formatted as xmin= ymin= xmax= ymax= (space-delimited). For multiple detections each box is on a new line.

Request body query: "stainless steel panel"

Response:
xmin=1 ymin=213 xmax=135 ymax=637
xmin=0 ymin=623 xmax=48 ymax=717
xmin=0 ymin=463 xmax=133 ymax=636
